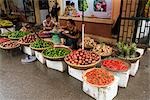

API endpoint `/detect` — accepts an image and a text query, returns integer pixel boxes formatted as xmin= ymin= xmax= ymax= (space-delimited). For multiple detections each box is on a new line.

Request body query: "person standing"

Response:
xmin=51 ymin=2 xmax=60 ymax=22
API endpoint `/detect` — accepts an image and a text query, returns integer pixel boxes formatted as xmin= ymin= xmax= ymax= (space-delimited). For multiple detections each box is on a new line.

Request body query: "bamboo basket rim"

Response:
xmin=8 ymin=35 xmax=21 ymax=40
xmin=0 ymin=41 xmax=20 ymax=50
xmin=100 ymin=58 xmax=131 ymax=72
xmin=118 ymin=52 xmax=142 ymax=63
xmin=82 ymin=68 xmax=115 ymax=88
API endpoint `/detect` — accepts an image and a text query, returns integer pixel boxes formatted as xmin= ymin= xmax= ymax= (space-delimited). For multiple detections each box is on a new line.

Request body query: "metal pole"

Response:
xmin=55 ymin=0 xmax=58 ymax=22
xmin=82 ymin=0 xmax=85 ymax=49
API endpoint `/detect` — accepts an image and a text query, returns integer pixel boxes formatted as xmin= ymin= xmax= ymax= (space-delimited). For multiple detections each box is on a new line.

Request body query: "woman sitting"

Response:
xmin=43 ymin=15 xmax=54 ymax=31
xmin=62 ymin=19 xmax=81 ymax=49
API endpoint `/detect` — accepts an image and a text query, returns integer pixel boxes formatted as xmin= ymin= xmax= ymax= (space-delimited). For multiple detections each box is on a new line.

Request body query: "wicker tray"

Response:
xmin=100 ymin=58 xmax=131 ymax=72
xmin=42 ymin=45 xmax=72 ymax=61
xmin=18 ymin=41 xmax=31 ymax=46
xmin=0 ymin=42 xmax=20 ymax=50
xmin=30 ymin=46 xmax=50 ymax=51
xmin=64 ymin=57 xmax=101 ymax=70
xmin=30 ymin=40 xmax=54 ymax=51
xmin=118 ymin=52 xmax=142 ymax=63
xmin=8 ymin=35 xmax=21 ymax=40
xmin=82 ymin=68 xmax=115 ymax=88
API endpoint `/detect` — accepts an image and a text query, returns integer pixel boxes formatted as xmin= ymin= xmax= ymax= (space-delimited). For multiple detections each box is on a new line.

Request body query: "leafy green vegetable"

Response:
xmin=8 ymin=31 xmax=29 ymax=39
xmin=117 ymin=42 xmax=137 ymax=58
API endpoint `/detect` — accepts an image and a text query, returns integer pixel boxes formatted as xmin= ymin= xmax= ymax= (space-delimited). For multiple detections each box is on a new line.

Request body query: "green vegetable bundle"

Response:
xmin=78 ymin=0 xmax=88 ymax=12
xmin=0 ymin=19 xmax=13 ymax=27
xmin=8 ymin=31 xmax=29 ymax=39
xmin=43 ymin=47 xmax=71 ymax=59
xmin=30 ymin=39 xmax=53 ymax=49
xmin=117 ymin=42 xmax=137 ymax=58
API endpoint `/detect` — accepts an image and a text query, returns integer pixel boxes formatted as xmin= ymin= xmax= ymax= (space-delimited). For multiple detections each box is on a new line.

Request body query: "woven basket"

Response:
xmin=42 ymin=46 xmax=72 ymax=61
xmin=8 ymin=35 xmax=20 ymax=40
xmin=118 ymin=52 xmax=142 ymax=63
xmin=0 ymin=42 xmax=20 ymax=50
xmin=30 ymin=41 xmax=54 ymax=51
xmin=82 ymin=68 xmax=115 ymax=88
xmin=18 ymin=42 xmax=31 ymax=46
xmin=100 ymin=58 xmax=131 ymax=72
xmin=30 ymin=46 xmax=50 ymax=51
xmin=65 ymin=58 xmax=101 ymax=70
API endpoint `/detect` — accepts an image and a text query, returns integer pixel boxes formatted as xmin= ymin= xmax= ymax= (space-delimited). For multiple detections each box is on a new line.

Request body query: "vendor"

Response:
xmin=62 ymin=19 xmax=81 ymax=49
xmin=43 ymin=15 xmax=54 ymax=31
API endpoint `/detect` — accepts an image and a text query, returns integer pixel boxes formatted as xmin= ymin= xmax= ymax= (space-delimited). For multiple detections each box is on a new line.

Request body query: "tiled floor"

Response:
xmin=0 ymin=49 xmax=149 ymax=100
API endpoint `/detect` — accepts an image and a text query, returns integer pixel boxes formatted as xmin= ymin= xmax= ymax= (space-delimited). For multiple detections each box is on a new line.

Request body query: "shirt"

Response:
xmin=43 ymin=20 xmax=54 ymax=27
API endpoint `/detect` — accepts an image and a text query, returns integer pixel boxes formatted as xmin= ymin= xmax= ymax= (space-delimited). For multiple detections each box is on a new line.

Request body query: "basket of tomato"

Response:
xmin=101 ymin=58 xmax=131 ymax=72
xmin=65 ymin=49 xmax=101 ymax=70
xmin=83 ymin=68 xmax=115 ymax=87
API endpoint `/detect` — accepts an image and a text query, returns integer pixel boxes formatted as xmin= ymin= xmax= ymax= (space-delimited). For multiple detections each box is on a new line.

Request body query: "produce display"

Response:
xmin=0 ymin=31 xmax=12 ymax=37
xmin=65 ymin=49 xmax=100 ymax=67
xmin=0 ymin=38 xmax=10 ymax=43
xmin=30 ymin=39 xmax=53 ymax=50
xmin=18 ymin=34 xmax=37 ymax=45
xmin=83 ymin=68 xmax=115 ymax=87
xmin=8 ymin=31 xmax=29 ymax=39
xmin=38 ymin=32 xmax=51 ymax=38
xmin=92 ymin=43 xmax=112 ymax=56
xmin=0 ymin=41 xmax=20 ymax=49
xmin=101 ymin=58 xmax=130 ymax=72
xmin=117 ymin=42 xmax=137 ymax=58
xmin=42 ymin=47 xmax=71 ymax=59
xmin=78 ymin=0 xmax=88 ymax=12
xmin=84 ymin=37 xmax=97 ymax=48
xmin=0 ymin=20 xmax=13 ymax=27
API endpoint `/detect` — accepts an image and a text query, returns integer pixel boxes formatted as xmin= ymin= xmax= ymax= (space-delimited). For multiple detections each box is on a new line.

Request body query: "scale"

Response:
xmin=51 ymin=31 xmax=61 ymax=45
xmin=50 ymin=25 xmax=61 ymax=45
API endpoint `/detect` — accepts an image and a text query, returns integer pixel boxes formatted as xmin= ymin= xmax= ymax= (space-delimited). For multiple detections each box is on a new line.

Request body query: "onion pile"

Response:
xmin=65 ymin=49 xmax=100 ymax=65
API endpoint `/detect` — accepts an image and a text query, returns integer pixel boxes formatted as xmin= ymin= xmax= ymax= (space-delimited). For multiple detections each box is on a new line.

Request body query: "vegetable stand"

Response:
xmin=101 ymin=58 xmax=131 ymax=87
xmin=42 ymin=45 xmax=71 ymax=72
xmin=30 ymin=39 xmax=54 ymax=64
xmin=82 ymin=68 xmax=119 ymax=100
xmin=65 ymin=49 xmax=101 ymax=81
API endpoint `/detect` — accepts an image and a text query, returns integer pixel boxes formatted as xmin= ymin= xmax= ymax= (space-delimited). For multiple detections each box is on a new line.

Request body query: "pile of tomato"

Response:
xmin=84 ymin=68 xmax=114 ymax=87
xmin=65 ymin=49 xmax=100 ymax=65
xmin=0 ymin=38 xmax=10 ymax=43
xmin=101 ymin=59 xmax=128 ymax=71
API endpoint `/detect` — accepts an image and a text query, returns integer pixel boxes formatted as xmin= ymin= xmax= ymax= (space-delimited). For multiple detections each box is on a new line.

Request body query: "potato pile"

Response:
xmin=92 ymin=43 xmax=112 ymax=56
xmin=84 ymin=37 xmax=97 ymax=48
